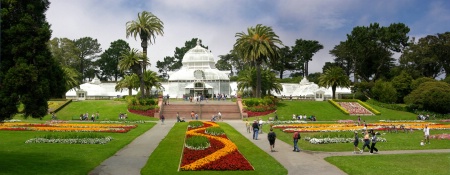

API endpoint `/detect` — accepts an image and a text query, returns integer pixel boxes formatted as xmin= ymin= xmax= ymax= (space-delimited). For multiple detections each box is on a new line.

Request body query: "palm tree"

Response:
xmin=126 ymin=11 xmax=164 ymax=78
xmin=118 ymin=48 xmax=145 ymax=97
xmin=143 ymin=70 xmax=161 ymax=97
xmin=261 ymin=69 xmax=283 ymax=96
xmin=115 ymin=74 xmax=139 ymax=96
xmin=234 ymin=24 xmax=282 ymax=98
xmin=62 ymin=67 xmax=80 ymax=92
xmin=318 ymin=67 xmax=351 ymax=99
xmin=237 ymin=68 xmax=257 ymax=97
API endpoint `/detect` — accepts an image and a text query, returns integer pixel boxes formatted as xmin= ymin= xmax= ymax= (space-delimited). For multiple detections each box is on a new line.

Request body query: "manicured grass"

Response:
xmin=325 ymin=153 xmax=450 ymax=175
xmin=270 ymin=101 xmax=417 ymax=122
xmin=0 ymin=122 xmax=156 ymax=175
xmin=12 ymin=100 xmax=158 ymax=122
xmin=141 ymin=122 xmax=287 ymax=175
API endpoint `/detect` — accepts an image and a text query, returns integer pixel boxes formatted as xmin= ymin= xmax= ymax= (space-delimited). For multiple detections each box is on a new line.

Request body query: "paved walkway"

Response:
xmin=89 ymin=120 xmax=176 ymax=175
xmin=89 ymin=119 xmax=450 ymax=175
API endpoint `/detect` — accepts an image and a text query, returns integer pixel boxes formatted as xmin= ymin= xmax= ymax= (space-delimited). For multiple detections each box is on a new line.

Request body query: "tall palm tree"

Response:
xmin=62 ymin=67 xmax=80 ymax=93
xmin=318 ymin=67 xmax=351 ymax=99
xmin=237 ymin=68 xmax=257 ymax=97
xmin=261 ymin=69 xmax=283 ymax=96
xmin=118 ymin=48 xmax=145 ymax=97
xmin=126 ymin=11 xmax=164 ymax=77
xmin=143 ymin=70 xmax=161 ymax=97
xmin=115 ymin=74 xmax=139 ymax=96
xmin=234 ymin=24 xmax=282 ymax=98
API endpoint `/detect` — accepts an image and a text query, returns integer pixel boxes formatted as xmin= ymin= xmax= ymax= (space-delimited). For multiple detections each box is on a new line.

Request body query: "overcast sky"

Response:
xmin=46 ymin=0 xmax=450 ymax=76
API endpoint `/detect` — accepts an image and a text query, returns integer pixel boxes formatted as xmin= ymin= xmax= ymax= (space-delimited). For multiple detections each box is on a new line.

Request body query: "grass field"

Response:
xmin=141 ymin=122 xmax=287 ymax=175
xmin=326 ymin=153 xmax=450 ymax=175
xmin=12 ymin=100 xmax=158 ymax=122
xmin=0 ymin=122 xmax=156 ymax=175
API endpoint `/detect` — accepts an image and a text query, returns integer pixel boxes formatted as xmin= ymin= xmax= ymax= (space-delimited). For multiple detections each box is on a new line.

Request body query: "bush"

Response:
xmin=185 ymin=135 xmax=210 ymax=150
xmin=366 ymin=99 xmax=407 ymax=111
xmin=404 ymin=81 xmax=450 ymax=114
xmin=371 ymin=80 xmax=397 ymax=103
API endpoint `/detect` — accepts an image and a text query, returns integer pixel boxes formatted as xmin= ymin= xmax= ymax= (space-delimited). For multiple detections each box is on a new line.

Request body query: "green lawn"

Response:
xmin=326 ymin=153 xmax=450 ymax=175
xmin=12 ymin=100 xmax=158 ymax=122
xmin=0 ymin=122 xmax=156 ymax=175
xmin=141 ymin=122 xmax=287 ymax=175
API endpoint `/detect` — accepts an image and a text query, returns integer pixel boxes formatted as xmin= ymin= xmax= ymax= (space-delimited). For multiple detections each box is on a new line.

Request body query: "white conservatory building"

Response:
xmin=164 ymin=40 xmax=231 ymax=98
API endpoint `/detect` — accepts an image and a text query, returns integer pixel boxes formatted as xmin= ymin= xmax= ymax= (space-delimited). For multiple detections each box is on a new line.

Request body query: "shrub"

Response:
xmin=371 ymin=80 xmax=397 ymax=103
xmin=188 ymin=121 xmax=204 ymax=128
xmin=185 ymin=135 xmax=210 ymax=150
xmin=404 ymin=81 xmax=450 ymax=114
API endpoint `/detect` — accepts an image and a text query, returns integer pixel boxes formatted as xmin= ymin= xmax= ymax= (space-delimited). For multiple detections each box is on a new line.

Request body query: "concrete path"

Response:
xmin=89 ymin=120 xmax=175 ymax=175
xmin=225 ymin=120 xmax=347 ymax=175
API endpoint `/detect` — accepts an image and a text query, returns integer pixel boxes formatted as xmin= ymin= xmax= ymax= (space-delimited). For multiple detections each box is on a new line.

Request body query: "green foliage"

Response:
xmin=404 ymin=81 xmax=450 ymax=114
xmin=189 ymin=121 xmax=204 ymax=128
xmin=185 ymin=135 xmax=210 ymax=150
xmin=243 ymin=97 xmax=277 ymax=112
xmin=97 ymin=39 xmax=130 ymax=81
xmin=391 ymin=71 xmax=413 ymax=103
xmin=371 ymin=80 xmax=398 ymax=103
xmin=354 ymin=91 xmax=368 ymax=101
xmin=411 ymin=77 xmax=437 ymax=90
xmin=1 ymin=0 xmax=67 ymax=120
xmin=205 ymin=127 xmax=225 ymax=136
xmin=318 ymin=66 xmax=351 ymax=99
xmin=328 ymin=100 xmax=350 ymax=115
xmin=292 ymin=39 xmax=324 ymax=76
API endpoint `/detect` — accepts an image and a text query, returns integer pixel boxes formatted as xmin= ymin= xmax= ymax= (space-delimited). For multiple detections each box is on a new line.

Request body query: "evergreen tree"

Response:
xmin=1 ymin=0 xmax=65 ymax=120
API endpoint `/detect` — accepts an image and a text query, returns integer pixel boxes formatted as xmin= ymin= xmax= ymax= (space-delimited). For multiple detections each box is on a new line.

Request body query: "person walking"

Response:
xmin=423 ymin=125 xmax=430 ymax=144
xmin=353 ymin=131 xmax=362 ymax=154
xmin=195 ymin=113 xmax=199 ymax=120
xmin=160 ymin=114 xmax=165 ymax=125
xmin=252 ymin=120 xmax=259 ymax=140
xmin=245 ymin=119 xmax=251 ymax=133
xmin=218 ymin=111 xmax=222 ymax=121
xmin=293 ymin=131 xmax=301 ymax=152
xmin=362 ymin=131 xmax=371 ymax=153
xmin=370 ymin=132 xmax=379 ymax=154
xmin=258 ymin=118 xmax=263 ymax=134
xmin=267 ymin=128 xmax=277 ymax=152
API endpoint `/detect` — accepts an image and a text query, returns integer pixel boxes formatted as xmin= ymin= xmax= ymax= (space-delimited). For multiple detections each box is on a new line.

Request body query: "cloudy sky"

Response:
xmin=46 ymin=0 xmax=450 ymax=76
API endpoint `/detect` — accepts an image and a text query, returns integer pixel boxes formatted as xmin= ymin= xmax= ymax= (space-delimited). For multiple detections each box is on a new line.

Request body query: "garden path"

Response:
xmin=225 ymin=120 xmax=450 ymax=175
xmin=89 ymin=120 xmax=175 ymax=175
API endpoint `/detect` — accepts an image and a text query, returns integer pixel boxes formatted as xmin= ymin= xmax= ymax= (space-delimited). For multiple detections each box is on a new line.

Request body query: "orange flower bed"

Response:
xmin=0 ymin=122 xmax=136 ymax=133
xmin=273 ymin=122 xmax=450 ymax=132
xmin=180 ymin=121 xmax=253 ymax=171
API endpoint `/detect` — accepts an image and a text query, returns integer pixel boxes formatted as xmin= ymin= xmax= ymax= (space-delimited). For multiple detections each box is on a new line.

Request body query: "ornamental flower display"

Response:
xmin=272 ymin=121 xmax=450 ymax=133
xmin=0 ymin=122 xmax=136 ymax=133
xmin=338 ymin=102 xmax=373 ymax=115
xmin=180 ymin=121 xmax=253 ymax=171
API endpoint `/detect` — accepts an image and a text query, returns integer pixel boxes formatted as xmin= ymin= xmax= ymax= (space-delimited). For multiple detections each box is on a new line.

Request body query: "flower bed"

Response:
xmin=272 ymin=122 xmax=450 ymax=132
xmin=0 ymin=123 xmax=137 ymax=133
xmin=430 ymin=134 xmax=450 ymax=140
xmin=337 ymin=102 xmax=373 ymax=115
xmin=25 ymin=137 xmax=113 ymax=144
xmin=180 ymin=121 xmax=253 ymax=171
xmin=128 ymin=109 xmax=157 ymax=117
xmin=246 ymin=109 xmax=276 ymax=117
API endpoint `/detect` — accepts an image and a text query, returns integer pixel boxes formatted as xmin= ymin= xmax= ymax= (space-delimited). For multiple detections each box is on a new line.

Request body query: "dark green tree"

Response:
xmin=234 ymin=24 xmax=282 ymax=98
xmin=73 ymin=37 xmax=102 ymax=81
xmin=318 ymin=67 xmax=351 ymax=99
xmin=272 ymin=46 xmax=296 ymax=79
xmin=391 ymin=71 xmax=413 ymax=103
xmin=292 ymin=39 xmax=323 ymax=76
xmin=48 ymin=37 xmax=80 ymax=69
xmin=97 ymin=39 xmax=130 ymax=81
xmin=371 ymin=80 xmax=397 ymax=103
xmin=329 ymin=41 xmax=355 ymax=78
xmin=410 ymin=77 xmax=437 ymax=90
xmin=345 ymin=23 xmax=410 ymax=82
xmin=1 ymin=0 xmax=66 ymax=120
xmin=404 ymin=81 xmax=450 ymax=114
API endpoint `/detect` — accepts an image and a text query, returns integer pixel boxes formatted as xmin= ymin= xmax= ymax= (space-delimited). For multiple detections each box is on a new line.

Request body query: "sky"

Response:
xmin=46 ymin=0 xmax=450 ymax=77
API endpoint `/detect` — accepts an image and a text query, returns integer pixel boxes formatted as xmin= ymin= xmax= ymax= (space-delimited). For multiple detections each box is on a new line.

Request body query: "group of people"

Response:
xmin=211 ymin=111 xmax=222 ymax=121
xmin=118 ymin=113 xmax=127 ymax=120
xmin=353 ymin=130 xmax=378 ymax=154
xmin=80 ymin=112 xmax=99 ymax=122
xmin=417 ymin=114 xmax=430 ymax=120
xmin=292 ymin=114 xmax=316 ymax=121
xmin=250 ymin=118 xmax=264 ymax=140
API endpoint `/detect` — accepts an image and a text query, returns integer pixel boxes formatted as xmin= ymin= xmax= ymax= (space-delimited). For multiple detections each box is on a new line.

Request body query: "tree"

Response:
xmin=399 ymin=36 xmax=443 ymax=79
xmin=318 ymin=67 xmax=351 ymax=99
xmin=143 ymin=70 xmax=161 ymax=97
xmin=371 ymin=80 xmax=398 ymax=103
xmin=292 ymin=39 xmax=323 ymax=76
xmin=272 ymin=46 xmax=296 ymax=79
xmin=73 ymin=37 xmax=102 ymax=82
xmin=62 ymin=67 xmax=80 ymax=95
xmin=1 ymin=0 xmax=66 ymax=120
xmin=329 ymin=41 xmax=355 ymax=78
xmin=126 ymin=11 xmax=164 ymax=70
xmin=237 ymin=68 xmax=256 ymax=97
xmin=115 ymin=74 xmax=139 ymax=96
xmin=345 ymin=23 xmax=410 ymax=82
xmin=404 ymin=81 xmax=450 ymax=114
xmin=97 ymin=39 xmax=130 ymax=81
xmin=48 ymin=37 xmax=80 ymax=69
xmin=391 ymin=71 xmax=413 ymax=103
xmin=234 ymin=24 xmax=282 ymax=98
xmin=118 ymin=48 xmax=145 ymax=97
xmin=410 ymin=77 xmax=437 ymax=90
xmin=236 ymin=68 xmax=282 ymax=97
xmin=216 ymin=52 xmax=248 ymax=76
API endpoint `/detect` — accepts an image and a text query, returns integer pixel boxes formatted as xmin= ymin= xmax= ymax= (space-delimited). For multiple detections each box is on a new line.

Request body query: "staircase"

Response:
xmin=161 ymin=102 xmax=242 ymax=120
